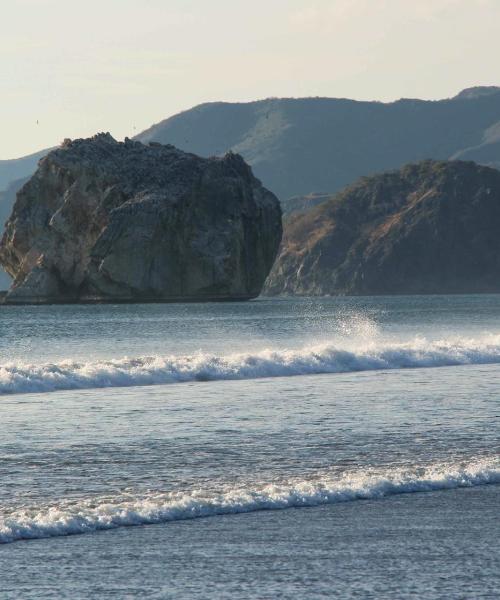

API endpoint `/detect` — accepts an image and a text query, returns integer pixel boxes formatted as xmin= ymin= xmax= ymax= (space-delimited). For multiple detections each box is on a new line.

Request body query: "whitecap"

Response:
xmin=1 ymin=457 xmax=498 ymax=543
xmin=3 ymin=334 xmax=500 ymax=394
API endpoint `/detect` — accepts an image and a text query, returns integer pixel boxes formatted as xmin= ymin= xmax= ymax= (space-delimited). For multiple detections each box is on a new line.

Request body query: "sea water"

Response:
xmin=0 ymin=296 xmax=498 ymax=598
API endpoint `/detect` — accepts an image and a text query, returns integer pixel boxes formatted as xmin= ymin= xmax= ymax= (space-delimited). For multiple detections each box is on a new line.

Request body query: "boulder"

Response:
xmin=0 ymin=133 xmax=282 ymax=303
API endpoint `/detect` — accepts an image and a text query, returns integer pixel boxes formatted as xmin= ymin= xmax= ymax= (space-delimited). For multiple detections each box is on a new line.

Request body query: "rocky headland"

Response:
xmin=0 ymin=134 xmax=282 ymax=303
xmin=264 ymin=160 xmax=500 ymax=296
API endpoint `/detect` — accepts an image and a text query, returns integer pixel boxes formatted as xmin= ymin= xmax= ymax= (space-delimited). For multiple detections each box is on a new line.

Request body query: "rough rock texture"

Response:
xmin=264 ymin=160 xmax=500 ymax=296
xmin=0 ymin=134 xmax=282 ymax=303
xmin=0 ymin=178 xmax=26 ymax=289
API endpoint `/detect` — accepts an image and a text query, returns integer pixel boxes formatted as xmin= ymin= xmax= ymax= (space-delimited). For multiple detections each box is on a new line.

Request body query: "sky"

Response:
xmin=1 ymin=0 xmax=499 ymax=159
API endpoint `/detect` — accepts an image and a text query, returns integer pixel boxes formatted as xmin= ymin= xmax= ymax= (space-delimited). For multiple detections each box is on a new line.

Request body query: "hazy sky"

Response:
xmin=2 ymin=0 xmax=499 ymax=158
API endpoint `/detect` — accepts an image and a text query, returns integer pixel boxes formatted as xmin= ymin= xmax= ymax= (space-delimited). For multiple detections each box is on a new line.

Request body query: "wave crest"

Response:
xmin=3 ymin=334 xmax=500 ymax=394
xmin=1 ymin=458 xmax=498 ymax=544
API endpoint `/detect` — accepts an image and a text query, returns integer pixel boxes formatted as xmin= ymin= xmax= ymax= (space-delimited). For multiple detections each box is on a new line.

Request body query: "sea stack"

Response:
xmin=265 ymin=160 xmax=500 ymax=296
xmin=0 ymin=134 xmax=282 ymax=303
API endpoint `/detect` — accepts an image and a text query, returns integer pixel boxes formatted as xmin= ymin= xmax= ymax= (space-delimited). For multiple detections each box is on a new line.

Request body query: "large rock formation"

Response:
xmin=0 ymin=178 xmax=26 ymax=289
xmin=0 ymin=134 xmax=282 ymax=303
xmin=265 ymin=160 xmax=500 ymax=296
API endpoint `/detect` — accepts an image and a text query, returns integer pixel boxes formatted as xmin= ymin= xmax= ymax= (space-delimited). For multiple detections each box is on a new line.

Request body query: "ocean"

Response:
xmin=0 ymin=296 xmax=498 ymax=599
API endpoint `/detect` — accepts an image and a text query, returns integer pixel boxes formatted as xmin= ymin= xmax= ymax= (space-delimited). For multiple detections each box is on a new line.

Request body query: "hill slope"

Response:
xmin=0 ymin=148 xmax=52 ymax=191
xmin=136 ymin=87 xmax=500 ymax=199
xmin=264 ymin=160 xmax=500 ymax=296
xmin=2 ymin=87 xmax=500 ymax=203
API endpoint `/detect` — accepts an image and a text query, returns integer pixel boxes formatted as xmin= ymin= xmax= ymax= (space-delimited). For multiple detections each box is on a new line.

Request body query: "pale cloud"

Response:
xmin=1 ymin=0 xmax=499 ymax=158
xmin=289 ymin=0 xmax=495 ymax=30
xmin=289 ymin=1 xmax=370 ymax=30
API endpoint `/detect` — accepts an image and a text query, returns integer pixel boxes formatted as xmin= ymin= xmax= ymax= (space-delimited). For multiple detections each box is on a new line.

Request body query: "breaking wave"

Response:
xmin=4 ymin=336 xmax=500 ymax=394
xmin=4 ymin=334 xmax=500 ymax=395
xmin=1 ymin=457 xmax=498 ymax=543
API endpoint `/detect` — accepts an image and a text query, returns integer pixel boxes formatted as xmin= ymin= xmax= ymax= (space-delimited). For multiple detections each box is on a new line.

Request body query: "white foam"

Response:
xmin=3 ymin=334 xmax=500 ymax=395
xmin=0 ymin=458 xmax=498 ymax=543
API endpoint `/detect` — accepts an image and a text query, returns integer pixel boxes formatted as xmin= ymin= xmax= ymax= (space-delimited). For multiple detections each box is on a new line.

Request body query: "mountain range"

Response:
xmin=136 ymin=86 xmax=500 ymax=200
xmin=1 ymin=85 xmax=500 ymax=289
xmin=3 ymin=86 xmax=500 ymax=201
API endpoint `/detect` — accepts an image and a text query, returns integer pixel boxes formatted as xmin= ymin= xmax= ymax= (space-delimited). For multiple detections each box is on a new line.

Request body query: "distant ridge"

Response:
xmin=2 ymin=87 xmax=500 ymax=201
xmin=281 ymin=192 xmax=332 ymax=217
xmin=135 ymin=87 xmax=500 ymax=199
xmin=0 ymin=148 xmax=53 ymax=191
xmin=453 ymin=86 xmax=500 ymax=100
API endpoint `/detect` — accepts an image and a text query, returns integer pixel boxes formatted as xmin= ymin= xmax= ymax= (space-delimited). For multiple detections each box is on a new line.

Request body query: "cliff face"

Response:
xmin=0 ymin=178 xmax=27 ymax=289
xmin=0 ymin=134 xmax=282 ymax=303
xmin=265 ymin=160 xmax=500 ymax=296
